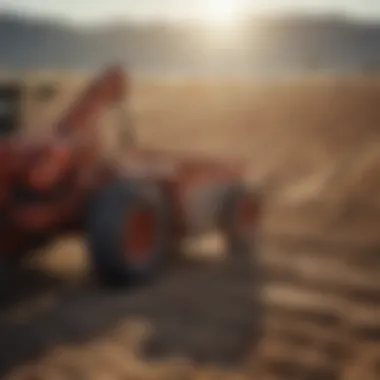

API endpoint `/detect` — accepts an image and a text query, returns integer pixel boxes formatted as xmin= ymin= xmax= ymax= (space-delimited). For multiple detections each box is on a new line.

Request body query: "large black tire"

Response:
xmin=86 ymin=179 xmax=173 ymax=286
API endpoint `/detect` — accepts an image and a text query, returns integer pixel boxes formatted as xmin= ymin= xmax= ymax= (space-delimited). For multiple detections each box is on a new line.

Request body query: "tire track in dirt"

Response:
xmin=0 ymin=202 xmax=379 ymax=380
xmin=249 ymin=202 xmax=380 ymax=380
xmin=0 ymin=240 xmax=262 ymax=380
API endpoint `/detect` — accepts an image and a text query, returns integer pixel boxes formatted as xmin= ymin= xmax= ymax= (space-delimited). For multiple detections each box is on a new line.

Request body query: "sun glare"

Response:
xmin=201 ymin=0 xmax=243 ymax=26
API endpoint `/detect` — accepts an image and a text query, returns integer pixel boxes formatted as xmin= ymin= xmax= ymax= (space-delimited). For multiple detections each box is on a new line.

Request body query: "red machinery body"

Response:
xmin=0 ymin=66 xmax=256 ymax=264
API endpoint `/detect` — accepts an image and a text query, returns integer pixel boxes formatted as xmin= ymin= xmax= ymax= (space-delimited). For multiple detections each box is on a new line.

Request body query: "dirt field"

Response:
xmin=0 ymin=74 xmax=379 ymax=379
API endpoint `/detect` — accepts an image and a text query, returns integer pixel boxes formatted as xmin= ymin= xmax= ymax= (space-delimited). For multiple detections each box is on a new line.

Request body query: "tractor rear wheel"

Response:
xmin=86 ymin=180 xmax=173 ymax=286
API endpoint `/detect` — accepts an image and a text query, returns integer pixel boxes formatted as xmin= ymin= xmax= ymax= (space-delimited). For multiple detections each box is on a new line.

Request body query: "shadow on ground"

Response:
xmin=0 ymin=248 xmax=262 ymax=378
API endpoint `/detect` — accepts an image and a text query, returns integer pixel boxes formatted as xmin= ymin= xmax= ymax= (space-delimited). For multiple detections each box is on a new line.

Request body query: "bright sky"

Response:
xmin=1 ymin=0 xmax=380 ymax=24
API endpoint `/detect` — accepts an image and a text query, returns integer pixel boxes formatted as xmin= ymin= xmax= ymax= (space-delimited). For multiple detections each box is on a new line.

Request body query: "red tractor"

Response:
xmin=0 ymin=66 xmax=260 ymax=286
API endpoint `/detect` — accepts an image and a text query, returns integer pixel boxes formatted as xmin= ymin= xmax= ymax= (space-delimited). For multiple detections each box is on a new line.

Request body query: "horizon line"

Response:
xmin=1 ymin=8 xmax=380 ymax=27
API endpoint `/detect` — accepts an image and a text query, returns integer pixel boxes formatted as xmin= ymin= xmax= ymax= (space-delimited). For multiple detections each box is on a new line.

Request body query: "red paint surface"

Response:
xmin=0 ymin=66 xmax=254 ymax=259
xmin=124 ymin=208 xmax=157 ymax=265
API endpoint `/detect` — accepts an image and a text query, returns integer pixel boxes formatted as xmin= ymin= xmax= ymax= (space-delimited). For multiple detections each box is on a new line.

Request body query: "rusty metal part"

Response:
xmin=0 ymin=64 xmax=258 ymax=268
